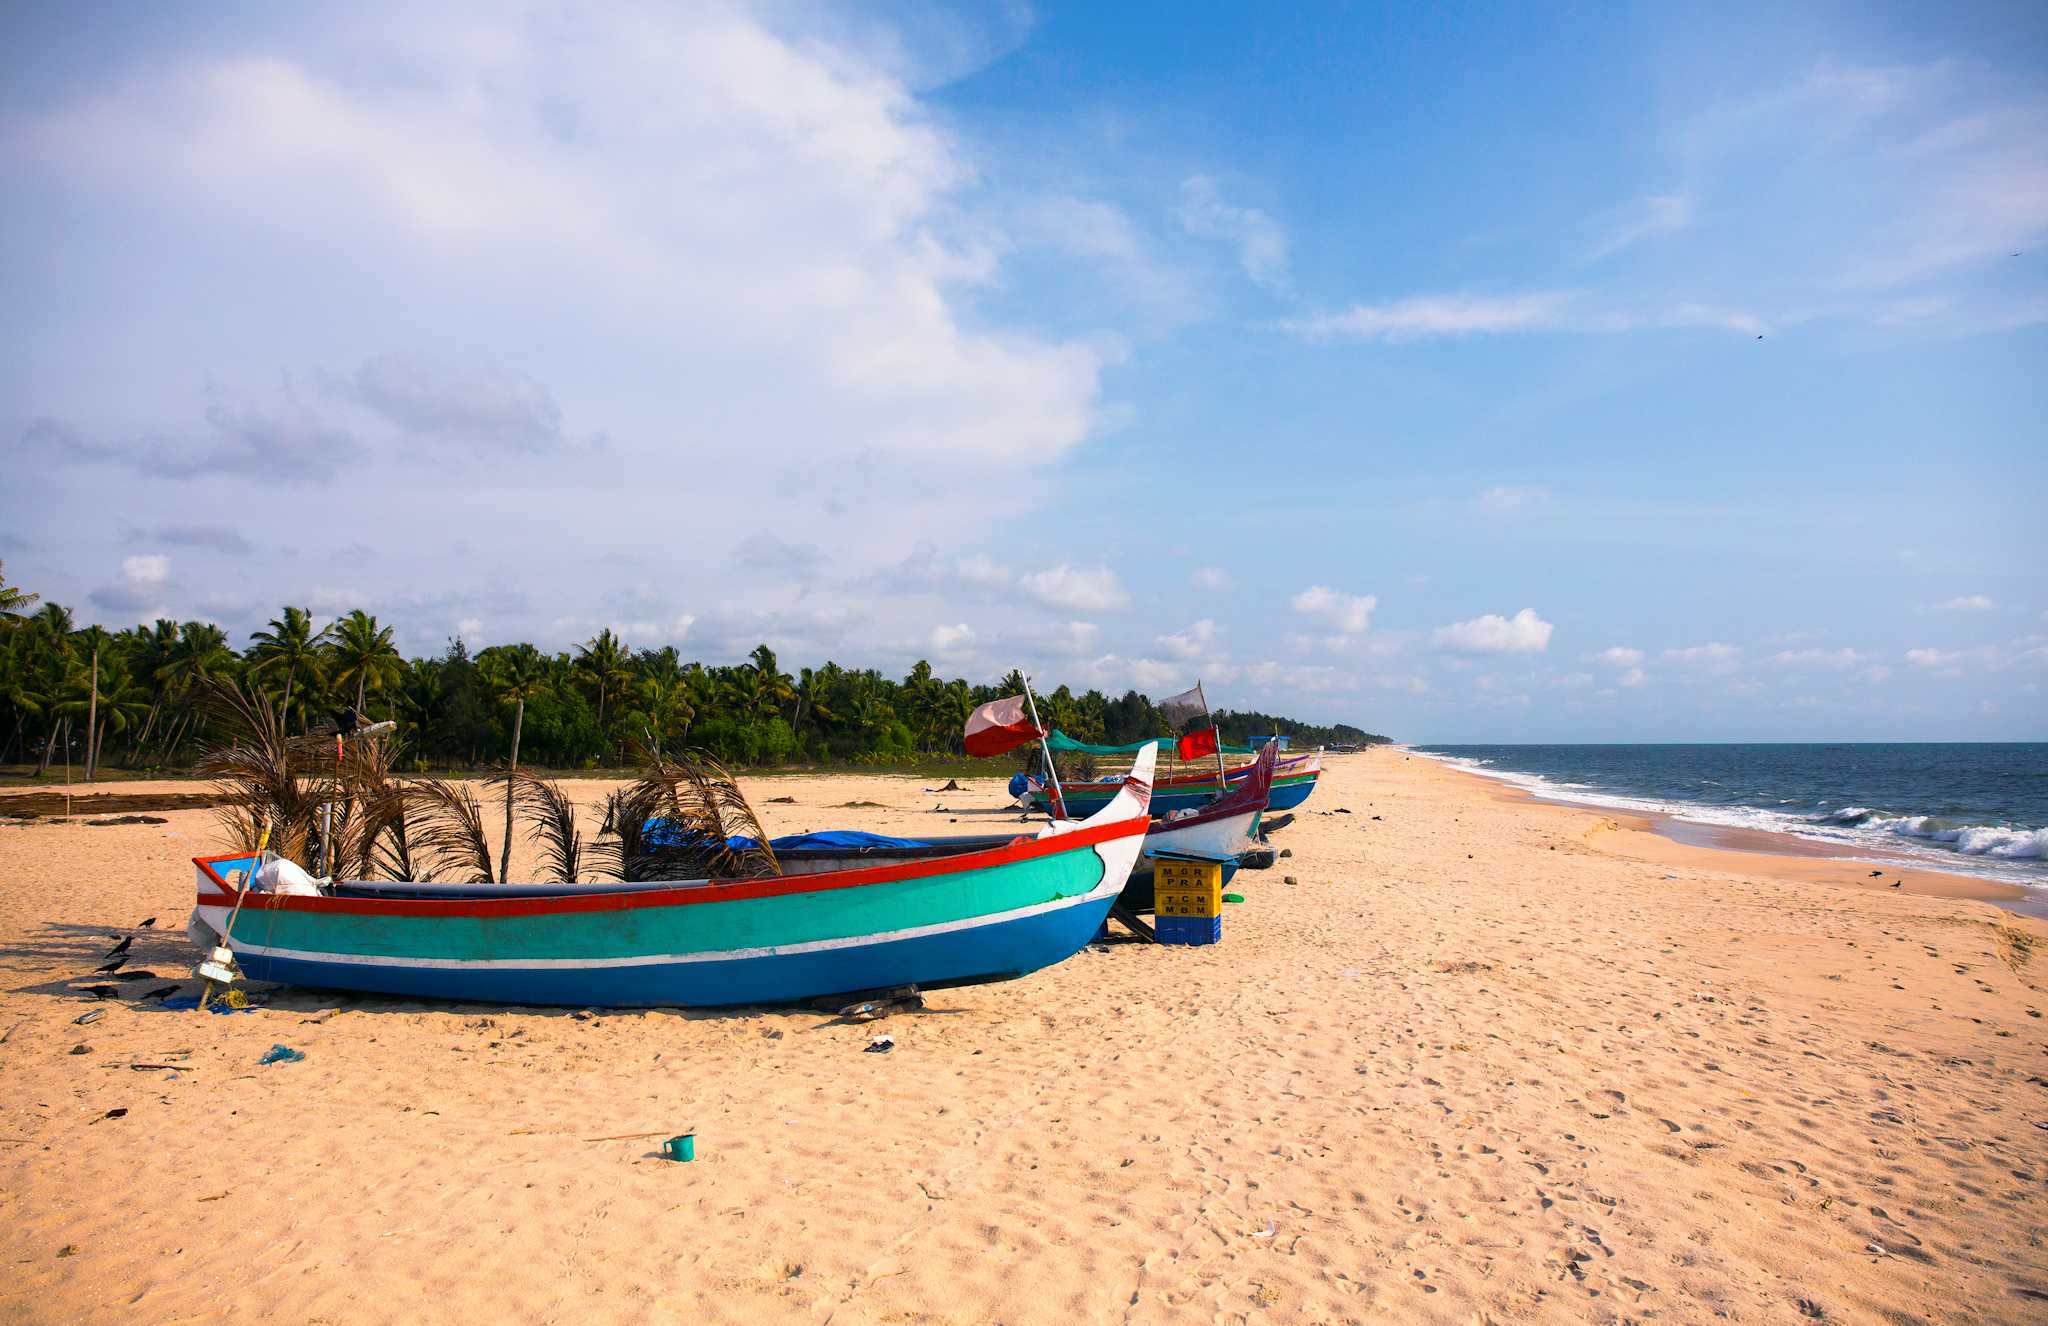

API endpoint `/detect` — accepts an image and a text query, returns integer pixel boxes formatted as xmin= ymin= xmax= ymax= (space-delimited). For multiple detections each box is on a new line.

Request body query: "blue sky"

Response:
xmin=3 ymin=1 xmax=2043 ymax=741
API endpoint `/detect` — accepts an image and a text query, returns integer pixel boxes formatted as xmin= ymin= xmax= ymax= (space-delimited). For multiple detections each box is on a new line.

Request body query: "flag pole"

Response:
xmin=1199 ymin=681 xmax=1229 ymax=795
xmin=1020 ymin=674 xmax=1067 ymax=820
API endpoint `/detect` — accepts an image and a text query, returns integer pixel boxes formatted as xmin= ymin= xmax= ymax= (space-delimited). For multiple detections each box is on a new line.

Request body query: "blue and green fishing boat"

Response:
xmin=189 ymin=745 xmax=1156 ymax=1009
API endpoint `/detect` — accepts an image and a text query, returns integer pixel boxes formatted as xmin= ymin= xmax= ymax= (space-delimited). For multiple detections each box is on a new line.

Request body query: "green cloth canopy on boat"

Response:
xmin=1043 ymin=729 xmax=1257 ymax=756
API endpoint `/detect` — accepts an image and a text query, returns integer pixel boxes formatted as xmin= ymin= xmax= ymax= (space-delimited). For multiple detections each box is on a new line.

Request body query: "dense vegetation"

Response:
xmin=0 ymin=562 xmax=1385 ymax=776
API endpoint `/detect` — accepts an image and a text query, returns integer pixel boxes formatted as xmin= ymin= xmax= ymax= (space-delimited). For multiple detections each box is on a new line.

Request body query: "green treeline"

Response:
xmin=1211 ymin=710 xmax=1386 ymax=750
xmin=0 ymin=562 xmax=1386 ymax=775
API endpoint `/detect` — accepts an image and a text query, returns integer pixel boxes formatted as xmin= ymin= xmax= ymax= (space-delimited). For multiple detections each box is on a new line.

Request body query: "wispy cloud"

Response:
xmin=1772 ymin=647 xmax=1862 ymax=669
xmin=1177 ymin=175 xmax=1288 ymax=287
xmin=1277 ymin=292 xmax=1574 ymax=342
xmin=1934 ymin=594 xmax=1994 ymax=612
xmin=1474 ymin=484 xmax=1552 ymax=515
xmin=1276 ymin=292 xmax=1765 ymax=342
xmin=1017 ymin=564 xmax=1131 ymax=613
xmin=1586 ymin=190 xmax=1695 ymax=263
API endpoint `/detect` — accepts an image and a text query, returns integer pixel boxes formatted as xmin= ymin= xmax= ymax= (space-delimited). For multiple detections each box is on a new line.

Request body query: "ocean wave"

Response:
xmin=1863 ymin=817 xmax=2048 ymax=860
xmin=1409 ymin=749 xmax=2046 ymax=883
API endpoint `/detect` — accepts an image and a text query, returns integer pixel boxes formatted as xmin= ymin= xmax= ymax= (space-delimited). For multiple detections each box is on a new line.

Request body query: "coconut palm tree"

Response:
xmin=747 ymin=643 xmax=795 ymax=723
xmin=482 ymin=643 xmax=551 ymax=881
xmin=573 ymin=629 xmax=633 ymax=755
xmin=328 ymin=609 xmax=403 ymax=715
xmin=0 ymin=561 xmax=39 ymax=622
xmin=248 ymin=607 xmax=331 ymax=732
xmin=54 ymin=647 xmax=146 ymax=778
xmin=638 ymin=672 xmax=696 ymax=757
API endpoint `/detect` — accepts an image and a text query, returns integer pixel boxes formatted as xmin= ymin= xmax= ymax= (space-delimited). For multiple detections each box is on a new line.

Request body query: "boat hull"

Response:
xmin=211 ymin=889 xmax=1121 ymax=1007
xmin=192 ymin=748 xmax=1157 ymax=1009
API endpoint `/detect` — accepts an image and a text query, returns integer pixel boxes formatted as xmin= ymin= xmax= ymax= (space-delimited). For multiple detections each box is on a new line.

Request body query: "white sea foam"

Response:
xmin=1406 ymin=748 xmax=2047 ymax=886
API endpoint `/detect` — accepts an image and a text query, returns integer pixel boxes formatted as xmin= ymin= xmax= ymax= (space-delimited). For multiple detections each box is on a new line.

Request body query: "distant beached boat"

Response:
xmin=1140 ymin=740 xmax=1278 ymax=861
xmin=188 ymin=746 xmax=1157 ymax=1009
xmin=1033 ymin=746 xmax=1320 ymax=819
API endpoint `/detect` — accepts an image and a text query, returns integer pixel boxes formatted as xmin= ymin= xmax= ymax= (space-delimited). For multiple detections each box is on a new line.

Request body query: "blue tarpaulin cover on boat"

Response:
xmin=646 ymin=821 xmax=930 ymax=852
xmin=742 ymin=830 xmax=932 ymax=851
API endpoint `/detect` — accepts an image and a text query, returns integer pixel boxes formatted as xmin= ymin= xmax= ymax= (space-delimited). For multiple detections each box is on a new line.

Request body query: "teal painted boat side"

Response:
xmin=221 ymin=845 xmax=1110 ymax=962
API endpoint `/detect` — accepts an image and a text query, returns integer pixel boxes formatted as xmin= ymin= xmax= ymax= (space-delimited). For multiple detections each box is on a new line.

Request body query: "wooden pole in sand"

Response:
xmin=1020 ymin=675 xmax=1066 ymax=820
xmin=1199 ymin=681 xmax=1228 ymax=797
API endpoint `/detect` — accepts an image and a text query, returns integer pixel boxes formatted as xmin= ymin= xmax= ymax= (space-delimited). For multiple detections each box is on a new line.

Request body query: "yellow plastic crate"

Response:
xmin=1155 ymin=889 xmax=1222 ymax=919
xmin=1153 ymin=859 xmax=1224 ymax=918
xmin=1154 ymin=859 xmax=1224 ymax=893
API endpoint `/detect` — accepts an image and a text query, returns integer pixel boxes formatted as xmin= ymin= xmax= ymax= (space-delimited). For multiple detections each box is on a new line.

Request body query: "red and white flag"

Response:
xmin=964 ymin=693 xmax=1044 ymax=758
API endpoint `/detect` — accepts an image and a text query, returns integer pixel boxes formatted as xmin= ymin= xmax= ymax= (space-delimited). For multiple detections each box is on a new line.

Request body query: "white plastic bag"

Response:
xmin=253 ymin=857 xmax=325 ymax=896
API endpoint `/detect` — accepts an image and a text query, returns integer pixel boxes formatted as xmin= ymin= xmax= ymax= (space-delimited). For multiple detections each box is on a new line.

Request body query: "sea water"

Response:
xmin=1409 ymin=743 xmax=2048 ymax=891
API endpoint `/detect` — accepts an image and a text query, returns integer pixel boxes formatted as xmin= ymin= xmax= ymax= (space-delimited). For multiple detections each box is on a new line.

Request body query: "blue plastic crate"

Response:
xmin=1154 ymin=914 xmax=1222 ymax=946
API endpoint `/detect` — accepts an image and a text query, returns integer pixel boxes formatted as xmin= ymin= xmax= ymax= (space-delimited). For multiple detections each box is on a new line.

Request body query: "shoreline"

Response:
xmin=1405 ymin=748 xmax=2044 ymax=919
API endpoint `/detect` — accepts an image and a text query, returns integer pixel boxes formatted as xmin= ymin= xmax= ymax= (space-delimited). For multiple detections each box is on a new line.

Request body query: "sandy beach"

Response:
xmin=3 ymin=749 xmax=2045 ymax=1324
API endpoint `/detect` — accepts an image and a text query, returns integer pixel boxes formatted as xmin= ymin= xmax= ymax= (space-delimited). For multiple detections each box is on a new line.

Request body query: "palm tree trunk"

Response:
xmin=356 ymin=673 xmax=367 ymax=715
xmin=499 ymin=696 xmax=525 ymax=883
xmin=36 ymin=721 xmax=56 ymax=776
xmin=282 ymin=666 xmax=296 ymax=734
xmin=85 ymin=646 xmax=99 ymax=782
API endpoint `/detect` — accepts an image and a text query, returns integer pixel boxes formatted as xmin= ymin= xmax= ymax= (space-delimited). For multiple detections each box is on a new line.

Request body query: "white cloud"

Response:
xmin=1905 ymin=647 xmax=1963 ymax=668
xmin=1433 ymin=608 xmax=1554 ymax=654
xmin=1177 ymin=175 xmax=1288 ymax=286
xmin=1289 ymin=586 xmax=1376 ymax=635
xmin=1014 ymin=195 xmax=1200 ymax=328
xmin=1156 ymin=618 xmax=1220 ymax=660
xmin=1587 ymin=190 xmax=1695 ymax=263
xmin=1274 ymin=291 xmax=1768 ymax=343
xmin=1618 ymin=667 xmax=1648 ymax=688
xmin=1017 ymin=564 xmax=1130 ymax=613
xmin=457 ymin=616 xmax=483 ymax=639
xmin=930 ymin=622 xmax=974 ymax=653
xmin=1935 ymin=594 xmax=1994 ymax=611
xmin=7 ymin=10 xmax=1113 ymax=515
xmin=1664 ymin=642 xmax=1740 ymax=666
xmin=1772 ymin=647 xmax=1862 ymax=668
xmin=121 ymin=554 xmax=169 ymax=585
xmin=1189 ymin=565 xmax=1233 ymax=592
xmin=1278 ymin=292 xmax=1574 ymax=342
xmin=1591 ymin=645 xmax=1644 ymax=667
xmin=1474 ymin=485 xmax=1551 ymax=515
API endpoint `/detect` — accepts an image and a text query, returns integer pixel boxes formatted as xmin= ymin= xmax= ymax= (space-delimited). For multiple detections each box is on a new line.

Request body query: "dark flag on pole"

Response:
xmin=1157 ymin=682 xmax=1206 ymax=728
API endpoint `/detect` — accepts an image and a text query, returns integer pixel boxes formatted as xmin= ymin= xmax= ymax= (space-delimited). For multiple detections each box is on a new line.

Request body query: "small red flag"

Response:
xmin=1176 ymin=726 xmax=1219 ymax=761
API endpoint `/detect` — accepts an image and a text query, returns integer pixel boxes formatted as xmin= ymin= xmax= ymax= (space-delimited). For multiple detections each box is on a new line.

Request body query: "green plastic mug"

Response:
xmin=662 ymin=1134 xmax=695 ymax=1162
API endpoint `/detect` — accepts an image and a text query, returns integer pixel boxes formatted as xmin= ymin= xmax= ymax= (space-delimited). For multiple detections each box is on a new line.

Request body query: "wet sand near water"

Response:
xmin=2 ymin=751 xmax=2045 ymax=1323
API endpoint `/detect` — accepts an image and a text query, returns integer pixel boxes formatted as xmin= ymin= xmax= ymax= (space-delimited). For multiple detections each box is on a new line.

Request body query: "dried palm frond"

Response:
xmin=594 ymin=746 xmax=778 ymax=882
xmin=357 ymin=781 xmax=433 ymax=881
xmin=327 ymin=730 xmax=405 ymax=879
xmin=195 ymin=677 xmax=331 ymax=868
xmin=500 ymin=771 xmax=586 ymax=884
xmin=408 ymin=778 xmax=497 ymax=883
